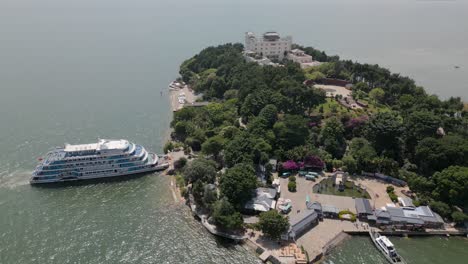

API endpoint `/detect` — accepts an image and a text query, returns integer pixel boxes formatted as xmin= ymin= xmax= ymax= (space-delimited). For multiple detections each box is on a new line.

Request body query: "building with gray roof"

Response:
xmin=355 ymin=198 xmax=373 ymax=219
xmin=282 ymin=210 xmax=318 ymax=241
xmin=244 ymin=188 xmax=277 ymax=213
xmin=322 ymin=204 xmax=340 ymax=218
xmin=306 ymin=201 xmax=323 ymax=219
xmin=398 ymin=197 xmax=415 ymax=208
xmin=368 ymin=205 xmax=444 ymax=229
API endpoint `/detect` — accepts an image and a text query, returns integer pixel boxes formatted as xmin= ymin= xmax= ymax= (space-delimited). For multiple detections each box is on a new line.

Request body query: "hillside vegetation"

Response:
xmin=170 ymin=43 xmax=468 ymax=228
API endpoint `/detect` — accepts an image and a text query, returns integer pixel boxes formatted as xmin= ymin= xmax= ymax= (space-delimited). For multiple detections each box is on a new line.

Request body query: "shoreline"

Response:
xmin=160 ymin=84 xmax=466 ymax=263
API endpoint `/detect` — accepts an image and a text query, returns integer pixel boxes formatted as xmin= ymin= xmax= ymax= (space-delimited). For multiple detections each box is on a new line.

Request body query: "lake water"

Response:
xmin=0 ymin=0 xmax=467 ymax=263
xmin=324 ymin=235 xmax=468 ymax=264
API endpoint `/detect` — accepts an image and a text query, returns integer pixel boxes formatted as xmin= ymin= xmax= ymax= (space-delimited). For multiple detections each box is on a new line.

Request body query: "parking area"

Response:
xmin=278 ymin=176 xmax=357 ymax=218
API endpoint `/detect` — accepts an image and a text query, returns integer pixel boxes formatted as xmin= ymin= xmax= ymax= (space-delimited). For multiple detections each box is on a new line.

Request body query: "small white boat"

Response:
xmin=369 ymin=229 xmax=406 ymax=264
xmin=169 ymin=81 xmax=183 ymax=90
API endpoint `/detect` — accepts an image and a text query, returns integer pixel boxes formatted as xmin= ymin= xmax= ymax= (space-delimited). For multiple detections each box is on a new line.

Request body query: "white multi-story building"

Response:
xmin=287 ymin=49 xmax=313 ymax=64
xmin=287 ymin=48 xmax=322 ymax=69
xmin=245 ymin=31 xmax=292 ymax=60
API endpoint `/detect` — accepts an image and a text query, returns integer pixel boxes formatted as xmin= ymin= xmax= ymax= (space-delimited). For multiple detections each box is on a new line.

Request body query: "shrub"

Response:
xmin=289 ymin=175 xmax=296 ymax=182
xmin=174 ymin=157 xmax=188 ymax=170
xmin=175 ymin=174 xmax=186 ymax=187
xmin=288 ymin=181 xmax=297 ymax=192
xmin=180 ymin=187 xmax=188 ymax=198
xmin=386 ymin=186 xmax=395 ymax=193
xmin=163 ymin=141 xmax=174 ymax=154
xmin=338 ymin=210 xmax=356 ymax=222
xmin=451 ymin=211 xmax=468 ymax=225
xmin=388 ymin=192 xmax=398 ymax=203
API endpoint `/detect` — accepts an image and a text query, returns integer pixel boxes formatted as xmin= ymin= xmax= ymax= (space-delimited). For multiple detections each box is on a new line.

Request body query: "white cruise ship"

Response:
xmin=31 ymin=139 xmax=169 ymax=184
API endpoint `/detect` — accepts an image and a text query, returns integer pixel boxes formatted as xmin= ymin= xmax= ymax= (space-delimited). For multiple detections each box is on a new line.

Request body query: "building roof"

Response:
xmin=398 ymin=197 xmax=415 ymax=207
xmin=289 ymin=210 xmax=318 ymax=238
xmin=244 ymin=188 xmax=277 ymax=212
xmin=64 ymin=139 xmax=129 ymax=152
xmin=322 ymin=205 xmax=339 ymax=214
xmin=355 ymin=198 xmax=373 ymax=215
xmin=373 ymin=206 xmax=444 ymax=226
xmin=306 ymin=201 xmax=322 ymax=212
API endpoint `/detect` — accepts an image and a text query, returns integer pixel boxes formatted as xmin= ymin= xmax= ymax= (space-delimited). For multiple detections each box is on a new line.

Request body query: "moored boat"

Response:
xmin=369 ymin=229 xmax=406 ymax=264
xmin=31 ymin=139 xmax=169 ymax=184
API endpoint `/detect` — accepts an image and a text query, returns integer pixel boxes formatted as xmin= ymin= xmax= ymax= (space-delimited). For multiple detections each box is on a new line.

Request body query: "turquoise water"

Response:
xmin=0 ymin=0 xmax=467 ymax=263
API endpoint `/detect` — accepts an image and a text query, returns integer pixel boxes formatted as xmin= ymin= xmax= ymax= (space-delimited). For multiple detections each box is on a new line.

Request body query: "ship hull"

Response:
xmin=30 ymin=163 xmax=169 ymax=185
xmin=369 ymin=230 xmax=406 ymax=264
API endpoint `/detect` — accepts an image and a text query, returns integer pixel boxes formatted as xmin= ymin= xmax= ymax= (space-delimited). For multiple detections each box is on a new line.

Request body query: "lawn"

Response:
xmin=312 ymin=177 xmax=370 ymax=198
xmin=315 ymin=98 xmax=351 ymax=116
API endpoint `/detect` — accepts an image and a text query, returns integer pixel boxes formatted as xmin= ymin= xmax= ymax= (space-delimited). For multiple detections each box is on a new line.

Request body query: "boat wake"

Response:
xmin=0 ymin=169 xmax=31 ymax=189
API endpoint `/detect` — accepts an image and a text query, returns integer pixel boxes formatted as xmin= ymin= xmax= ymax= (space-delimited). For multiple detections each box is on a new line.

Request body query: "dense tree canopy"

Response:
xmin=219 ymin=163 xmax=257 ymax=208
xmin=432 ymin=166 xmax=468 ymax=207
xmin=211 ymin=198 xmax=243 ymax=230
xmin=319 ymin=117 xmax=346 ymax=158
xmin=365 ymin=111 xmax=403 ymax=158
xmin=257 ymin=210 xmax=290 ymax=239
xmin=175 ymin=42 xmax=468 ymax=224
xmin=183 ymin=159 xmax=217 ymax=184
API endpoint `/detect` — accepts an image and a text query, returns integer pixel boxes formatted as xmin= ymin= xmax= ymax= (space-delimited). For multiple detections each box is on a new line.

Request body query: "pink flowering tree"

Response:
xmin=303 ymin=155 xmax=325 ymax=170
xmin=345 ymin=115 xmax=368 ymax=130
xmin=281 ymin=160 xmax=299 ymax=171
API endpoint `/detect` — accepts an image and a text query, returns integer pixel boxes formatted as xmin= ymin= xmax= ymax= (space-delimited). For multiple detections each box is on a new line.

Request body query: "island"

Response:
xmin=163 ymin=31 xmax=468 ymax=264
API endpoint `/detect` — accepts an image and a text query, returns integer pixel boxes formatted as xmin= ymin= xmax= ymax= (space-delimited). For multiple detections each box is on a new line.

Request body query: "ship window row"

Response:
xmin=128 ymin=165 xmax=148 ymax=171
xmin=38 ymin=176 xmax=57 ymax=180
xmin=45 ymin=154 xmax=146 ymax=170
xmin=66 ymin=150 xmax=96 ymax=157
xmin=50 ymin=146 xmax=139 ymax=164
xmin=84 ymin=169 xmax=117 ymax=175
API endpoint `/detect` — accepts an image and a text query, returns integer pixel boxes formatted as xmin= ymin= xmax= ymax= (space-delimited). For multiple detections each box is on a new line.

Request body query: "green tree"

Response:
xmin=415 ymin=135 xmax=468 ymax=176
xmin=429 ymin=201 xmax=451 ymax=218
xmin=451 ymin=211 xmax=468 ymax=225
xmin=432 ymin=166 xmax=468 ymax=206
xmin=223 ymin=89 xmax=238 ymax=100
xmin=342 ymin=155 xmax=358 ymax=173
xmin=192 ymin=181 xmax=205 ymax=205
xmin=163 ymin=141 xmax=174 ymax=154
xmin=211 ymin=198 xmax=243 ymax=230
xmin=224 ymin=132 xmax=256 ymax=167
xmin=273 ymin=115 xmax=309 ymax=151
xmin=257 ymin=210 xmax=290 ymax=239
xmin=319 ymin=117 xmax=346 ymax=158
xmin=259 ymin=104 xmax=278 ymax=127
xmin=174 ymin=121 xmax=190 ymax=141
xmin=369 ymin=87 xmax=385 ymax=104
xmin=183 ymin=159 xmax=217 ymax=184
xmin=288 ymin=181 xmax=297 ymax=192
xmin=348 ymin=138 xmax=377 ymax=172
xmin=202 ymin=136 xmax=225 ymax=161
xmin=203 ymin=185 xmax=218 ymax=208
xmin=219 ymin=163 xmax=257 ymax=207
xmin=404 ymin=110 xmax=441 ymax=151
xmin=365 ymin=111 xmax=403 ymax=158
xmin=247 ymin=117 xmax=269 ymax=138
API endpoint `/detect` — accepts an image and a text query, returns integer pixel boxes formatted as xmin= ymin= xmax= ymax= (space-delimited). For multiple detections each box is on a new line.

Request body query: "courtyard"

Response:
xmin=312 ymin=177 xmax=371 ymax=198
